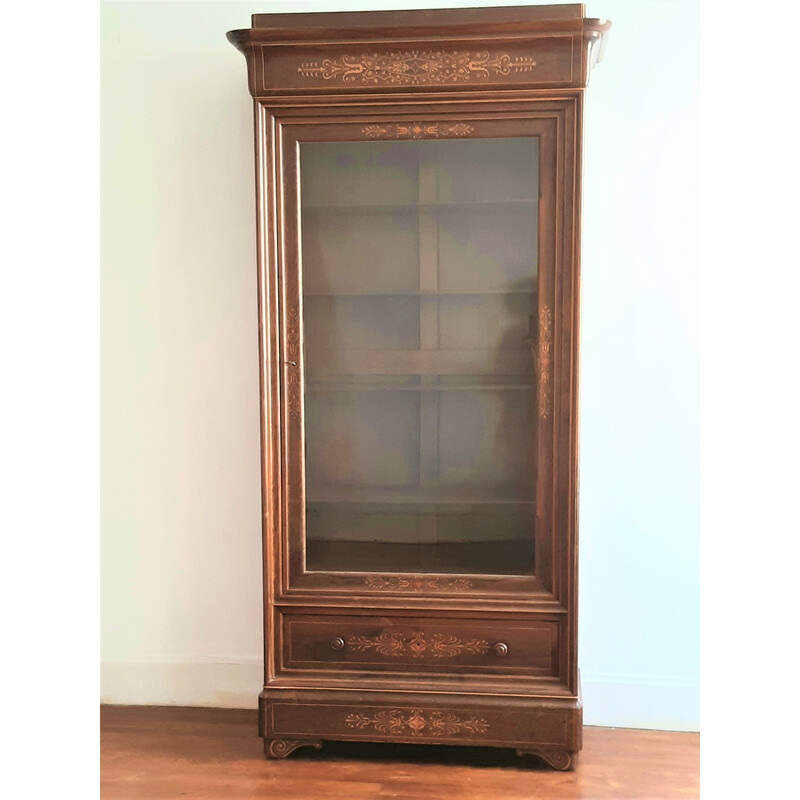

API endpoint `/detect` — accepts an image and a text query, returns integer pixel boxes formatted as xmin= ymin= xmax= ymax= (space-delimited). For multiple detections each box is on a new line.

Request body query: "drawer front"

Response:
xmin=281 ymin=613 xmax=558 ymax=676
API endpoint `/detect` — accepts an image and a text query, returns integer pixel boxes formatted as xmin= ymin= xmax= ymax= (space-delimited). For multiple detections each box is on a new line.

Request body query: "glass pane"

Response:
xmin=299 ymin=137 xmax=539 ymax=576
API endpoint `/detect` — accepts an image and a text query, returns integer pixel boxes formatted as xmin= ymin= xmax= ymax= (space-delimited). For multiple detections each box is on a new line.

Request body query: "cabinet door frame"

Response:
xmin=255 ymin=97 xmax=581 ymax=621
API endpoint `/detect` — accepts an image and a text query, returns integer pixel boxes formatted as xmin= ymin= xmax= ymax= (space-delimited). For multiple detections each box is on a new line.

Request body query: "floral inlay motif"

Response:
xmin=365 ymin=575 xmax=473 ymax=592
xmin=362 ymin=122 xmax=474 ymax=139
xmin=528 ymin=306 xmax=553 ymax=419
xmin=297 ymin=51 xmax=537 ymax=85
xmin=347 ymin=631 xmax=490 ymax=659
xmin=345 ymin=708 xmax=489 ymax=736
xmin=286 ymin=309 xmax=301 ymax=420
xmin=537 ymin=306 xmax=552 ymax=420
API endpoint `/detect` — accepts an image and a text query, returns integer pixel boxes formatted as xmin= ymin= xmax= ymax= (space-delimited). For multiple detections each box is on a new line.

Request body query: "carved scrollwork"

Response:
xmin=298 ymin=51 xmax=537 ymax=86
xmin=345 ymin=708 xmax=489 ymax=737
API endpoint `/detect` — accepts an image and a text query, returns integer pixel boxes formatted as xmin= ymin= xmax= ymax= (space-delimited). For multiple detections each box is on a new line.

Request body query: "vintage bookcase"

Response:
xmin=228 ymin=4 xmax=610 ymax=770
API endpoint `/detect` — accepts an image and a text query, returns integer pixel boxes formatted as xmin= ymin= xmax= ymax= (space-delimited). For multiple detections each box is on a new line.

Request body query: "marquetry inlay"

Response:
xmin=538 ymin=306 xmax=553 ymax=420
xmin=347 ymin=631 xmax=490 ymax=659
xmin=345 ymin=708 xmax=489 ymax=736
xmin=362 ymin=122 xmax=474 ymax=139
xmin=297 ymin=51 xmax=537 ymax=85
xmin=365 ymin=575 xmax=473 ymax=592
xmin=286 ymin=309 xmax=301 ymax=419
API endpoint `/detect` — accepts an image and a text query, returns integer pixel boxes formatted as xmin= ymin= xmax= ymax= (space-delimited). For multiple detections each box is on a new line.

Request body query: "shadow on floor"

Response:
xmin=288 ymin=739 xmax=551 ymax=771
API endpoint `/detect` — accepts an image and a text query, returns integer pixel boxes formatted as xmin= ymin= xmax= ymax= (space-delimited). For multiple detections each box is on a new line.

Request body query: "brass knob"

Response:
xmin=493 ymin=642 xmax=509 ymax=657
xmin=330 ymin=636 xmax=345 ymax=651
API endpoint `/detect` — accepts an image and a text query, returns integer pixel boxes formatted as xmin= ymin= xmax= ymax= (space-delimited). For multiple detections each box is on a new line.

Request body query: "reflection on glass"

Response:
xmin=300 ymin=138 xmax=539 ymax=576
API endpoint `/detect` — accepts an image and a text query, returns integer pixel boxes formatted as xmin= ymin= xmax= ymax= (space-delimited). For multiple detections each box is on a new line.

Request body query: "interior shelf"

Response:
xmin=306 ymin=348 xmax=533 ymax=376
xmin=306 ymin=382 xmax=535 ymax=392
xmin=304 ymin=289 xmax=536 ymax=297
xmin=306 ymin=485 xmax=535 ymax=505
xmin=305 ymin=538 xmax=534 ymax=576
xmin=302 ymin=199 xmax=538 ymax=214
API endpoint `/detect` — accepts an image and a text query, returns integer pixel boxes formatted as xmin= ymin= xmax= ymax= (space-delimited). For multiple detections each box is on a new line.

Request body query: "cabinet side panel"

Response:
xmin=255 ymin=102 xmax=281 ymax=684
xmin=549 ymin=95 xmax=581 ymax=696
xmin=567 ymin=94 xmax=583 ymax=696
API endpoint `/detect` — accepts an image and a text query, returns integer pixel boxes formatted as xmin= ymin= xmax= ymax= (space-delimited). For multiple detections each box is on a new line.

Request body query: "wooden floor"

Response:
xmin=100 ymin=705 xmax=699 ymax=799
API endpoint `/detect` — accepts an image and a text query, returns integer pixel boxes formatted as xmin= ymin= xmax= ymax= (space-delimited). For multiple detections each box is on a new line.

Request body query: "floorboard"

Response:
xmin=100 ymin=705 xmax=699 ymax=799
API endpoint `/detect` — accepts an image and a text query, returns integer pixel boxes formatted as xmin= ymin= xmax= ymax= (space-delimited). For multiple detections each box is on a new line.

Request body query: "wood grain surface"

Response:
xmin=226 ymin=3 xmax=613 ymax=762
xmin=100 ymin=705 xmax=699 ymax=799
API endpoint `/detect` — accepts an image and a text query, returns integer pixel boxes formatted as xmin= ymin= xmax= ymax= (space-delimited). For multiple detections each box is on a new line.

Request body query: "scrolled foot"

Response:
xmin=264 ymin=738 xmax=322 ymax=759
xmin=516 ymin=748 xmax=576 ymax=771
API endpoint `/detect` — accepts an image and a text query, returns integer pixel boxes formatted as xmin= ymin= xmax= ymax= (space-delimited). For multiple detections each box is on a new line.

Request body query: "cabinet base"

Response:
xmin=259 ymin=684 xmax=582 ymax=770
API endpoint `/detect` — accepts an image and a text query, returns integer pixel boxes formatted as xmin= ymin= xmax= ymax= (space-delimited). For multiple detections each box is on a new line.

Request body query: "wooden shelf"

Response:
xmin=306 ymin=381 xmax=535 ymax=392
xmin=304 ymin=289 xmax=536 ymax=298
xmin=302 ymin=199 xmax=538 ymax=214
xmin=307 ymin=348 xmax=532 ymax=376
xmin=306 ymin=485 xmax=535 ymax=505
xmin=306 ymin=539 xmax=534 ymax=575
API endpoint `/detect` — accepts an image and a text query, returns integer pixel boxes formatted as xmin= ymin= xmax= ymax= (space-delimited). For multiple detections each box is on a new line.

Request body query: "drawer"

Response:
xmin=280 ymin=613 xmax=559 ymax=676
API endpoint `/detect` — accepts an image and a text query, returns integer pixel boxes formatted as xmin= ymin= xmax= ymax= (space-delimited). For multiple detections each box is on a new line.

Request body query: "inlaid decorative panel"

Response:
xmin=297 ymin=51 xmax=538 ymax=85
xmin=268 ymin=699 xmax=575 ymax=750
xmin=365 ymin=576 xmax=474 ymax=592
xmin=345 ymin=708 xmax=490 ymax=736
xmin=347 ymin=631 xmax=490 ymax=658
xmin=362 ymin=122 xmax=475 ymax=139
xmin=254 ymin=36 xmax=577 ymax=94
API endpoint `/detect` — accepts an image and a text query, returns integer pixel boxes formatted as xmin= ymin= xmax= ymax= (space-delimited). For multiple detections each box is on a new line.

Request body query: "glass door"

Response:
xmin=301 ymin=137 xmax=538 ymax=576
xmin=276 ymin=114 xmax=560 ymax=596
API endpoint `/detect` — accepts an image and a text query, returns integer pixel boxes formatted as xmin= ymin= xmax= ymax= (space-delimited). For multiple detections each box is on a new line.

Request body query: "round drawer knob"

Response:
xmin=493 ymin=642 xmax=509 ymax=657
xmin=330 ymin=636 xmax=345 ymax=651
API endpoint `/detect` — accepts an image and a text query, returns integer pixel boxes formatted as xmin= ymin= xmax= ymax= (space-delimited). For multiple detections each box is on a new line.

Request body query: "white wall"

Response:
xmin=578 ymin=0 xmax=699 ymax=730
xmin=101 ymin=0 xmax=699 ymax=730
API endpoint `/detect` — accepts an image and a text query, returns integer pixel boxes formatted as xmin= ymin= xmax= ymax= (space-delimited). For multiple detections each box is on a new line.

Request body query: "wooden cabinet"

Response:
xmin=228 ymin=3 xmax=610 ymax=771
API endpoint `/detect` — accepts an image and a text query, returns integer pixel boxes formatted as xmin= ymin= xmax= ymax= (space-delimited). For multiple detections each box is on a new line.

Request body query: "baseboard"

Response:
xmin=100 ymin=659 xmax=699 ymax=731
xmin=101 ymin=657 xmax=262 ymax=709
